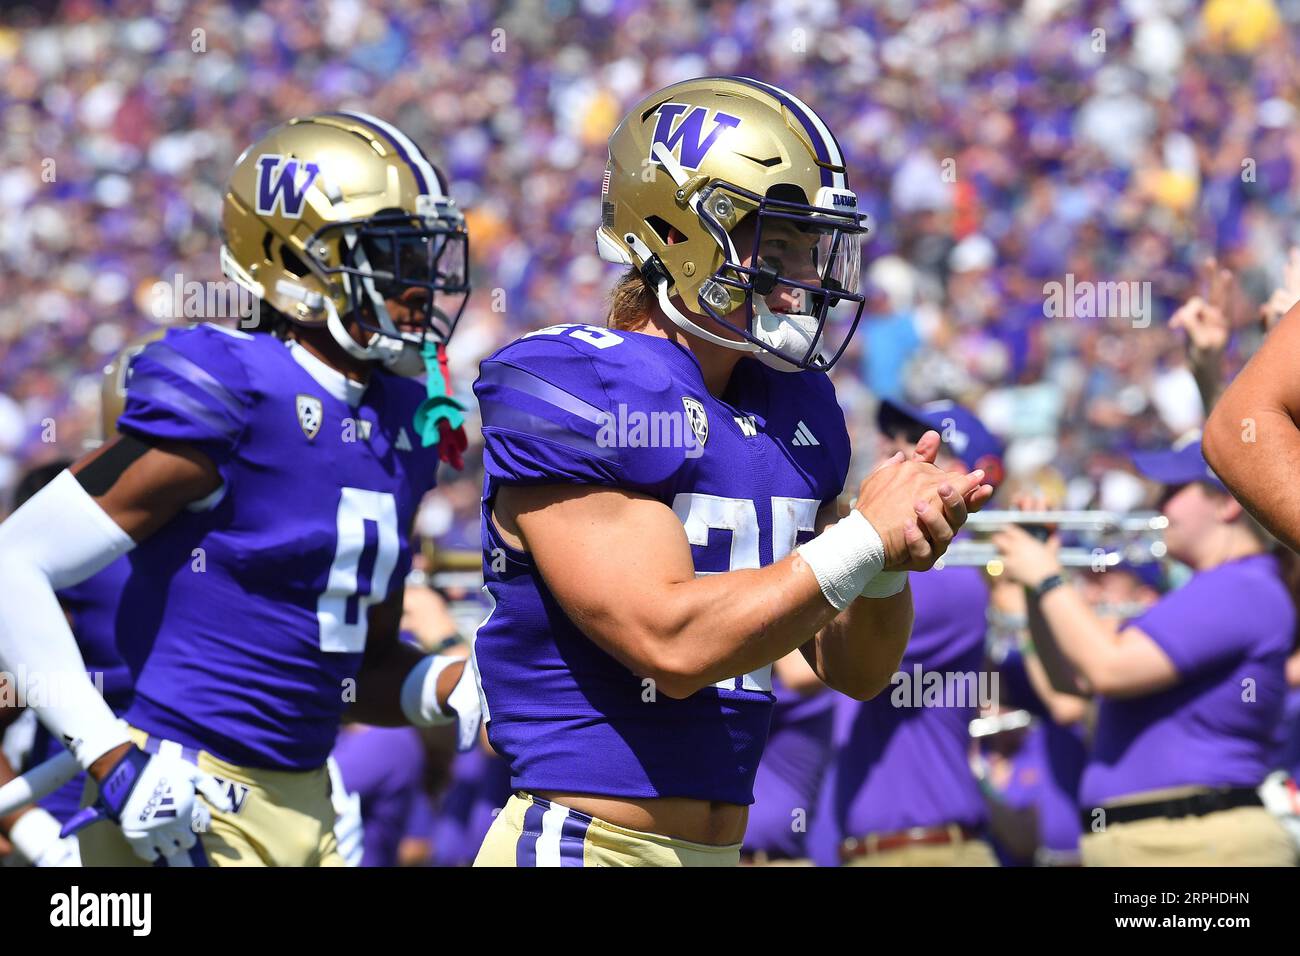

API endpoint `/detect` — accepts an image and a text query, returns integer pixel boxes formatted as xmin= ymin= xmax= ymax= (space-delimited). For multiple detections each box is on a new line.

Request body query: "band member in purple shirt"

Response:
xmin=994 ymin=436 xmax=1297 ymax=866
xmin=818 ymin=400 xmax=1006 ymax=866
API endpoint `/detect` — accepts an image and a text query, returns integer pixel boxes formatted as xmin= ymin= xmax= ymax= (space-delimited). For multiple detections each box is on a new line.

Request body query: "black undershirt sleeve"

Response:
xmin=75 ymin=433 xmax=154 ymax=497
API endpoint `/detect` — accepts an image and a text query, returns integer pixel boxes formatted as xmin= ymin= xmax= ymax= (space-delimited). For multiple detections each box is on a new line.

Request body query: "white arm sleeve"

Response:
xmin=0 ymin=470 xmax=136 ymax=769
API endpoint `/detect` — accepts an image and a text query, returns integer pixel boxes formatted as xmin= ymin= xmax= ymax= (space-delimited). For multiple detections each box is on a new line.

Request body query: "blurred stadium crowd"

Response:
xmin=2 ymin=0 xmax=1300 ymax=865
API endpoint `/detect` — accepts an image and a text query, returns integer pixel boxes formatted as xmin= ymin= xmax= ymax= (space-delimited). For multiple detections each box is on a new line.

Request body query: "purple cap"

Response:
xmin=877 ymin=398 xmax=1006 ymax=486
xmin=1129 ymin=434 xmax=1226 ymax=491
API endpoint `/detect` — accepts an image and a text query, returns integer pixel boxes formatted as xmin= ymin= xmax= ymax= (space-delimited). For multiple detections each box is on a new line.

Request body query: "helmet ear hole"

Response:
xmin=279 ymin=244 xmax=310 ymax=279
xmin=645 ymin=216 xmax=675 ymax=244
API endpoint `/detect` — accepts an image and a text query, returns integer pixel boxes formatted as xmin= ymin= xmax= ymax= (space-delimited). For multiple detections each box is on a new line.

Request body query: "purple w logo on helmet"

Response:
xmin=255 ymin=154 xmax=321 ymax=219
xmin=650 ymin=104 xmax=741 ymax=170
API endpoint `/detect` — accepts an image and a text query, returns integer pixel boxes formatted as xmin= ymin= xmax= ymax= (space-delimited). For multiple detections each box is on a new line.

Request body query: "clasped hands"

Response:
xmin=853 ymin=430 xmax=994 ymax=572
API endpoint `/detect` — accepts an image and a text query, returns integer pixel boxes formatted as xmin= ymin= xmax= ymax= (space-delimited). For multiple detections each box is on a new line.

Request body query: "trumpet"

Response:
xmin=939 ymin=510 xmax=1168 ymax=572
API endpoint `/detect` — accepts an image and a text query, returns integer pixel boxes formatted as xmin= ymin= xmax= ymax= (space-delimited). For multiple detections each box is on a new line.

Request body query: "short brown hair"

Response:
xmin=607 ymin=268 xmax=653 ymax=332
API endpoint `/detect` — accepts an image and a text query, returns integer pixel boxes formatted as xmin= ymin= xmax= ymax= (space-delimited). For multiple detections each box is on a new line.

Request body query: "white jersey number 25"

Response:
xmin=671 ymin=493 xmax=820 ymax=693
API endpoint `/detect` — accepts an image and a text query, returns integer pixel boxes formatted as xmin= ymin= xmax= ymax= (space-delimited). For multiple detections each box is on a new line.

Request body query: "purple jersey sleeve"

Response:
xmin=116 ymin=324 xmax=251 ymax=465
xmin=474 ymin=330 xmax=685 ymax=495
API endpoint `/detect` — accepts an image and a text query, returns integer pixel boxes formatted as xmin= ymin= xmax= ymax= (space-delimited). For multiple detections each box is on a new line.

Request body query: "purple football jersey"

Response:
xmin=333 ymin=725 xmax=426 ymax=867
xmin=822 ymin=565 xmax=990 ymax=837
xmin=430 ymin=747 xmax=513 ymax=866
xmin=29 ymin=557 xmax=134 ymax=823
xmin=114 ymin=324 xmax=441 ymax=769
xmin=1081 ymin=554 xmax=1292 ymax=806
xmin=473 ymin=325 xmax=850 ymax=804
xmin=743 ymin=676 xmax=834 ymax=856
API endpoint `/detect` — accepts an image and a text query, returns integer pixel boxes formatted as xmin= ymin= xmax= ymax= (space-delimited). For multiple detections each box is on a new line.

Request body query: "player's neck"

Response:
xmin=285 ymin=325 xmax=373 ymax=385
xmin=639 ymin=306 xmax=745 ymax=397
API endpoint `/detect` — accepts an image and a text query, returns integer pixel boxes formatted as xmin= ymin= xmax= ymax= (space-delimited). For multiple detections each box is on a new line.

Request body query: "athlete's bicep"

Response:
xmin=69 ymin=433 xmax=221 ymax=542
xmin=501 ymin=483 xmax=696 ymax=666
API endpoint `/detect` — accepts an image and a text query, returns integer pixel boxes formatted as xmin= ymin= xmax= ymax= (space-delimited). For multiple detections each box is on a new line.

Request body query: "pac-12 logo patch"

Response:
xmin=296 ymin=394 xmax=323 ymax=439
xmin=650 ymin=104 xmax=741 ymax=170
xmin=682 ymin=396 xmax=709 ymax=448
xmin=255 ymin=155 xmax=320 ymax=218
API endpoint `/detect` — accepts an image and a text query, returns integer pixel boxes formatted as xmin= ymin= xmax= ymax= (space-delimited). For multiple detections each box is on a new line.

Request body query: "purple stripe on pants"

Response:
xmin=558 ymin=810 xmax=590 ymax=867
xmin=516 ymin=800 xmax=547 ymax=867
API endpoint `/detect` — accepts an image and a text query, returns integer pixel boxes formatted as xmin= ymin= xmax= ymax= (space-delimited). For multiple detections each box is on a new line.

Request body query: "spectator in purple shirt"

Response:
xmin=994 ymin=437 xmax=1297 ymax=866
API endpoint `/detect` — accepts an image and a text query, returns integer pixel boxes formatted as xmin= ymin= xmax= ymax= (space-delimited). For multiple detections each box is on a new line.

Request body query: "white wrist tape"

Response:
xmin=399 ymin=654 xmax=463 ymax=727
xmin=9 ymin=807 xmax=63 ymax=863
xmin=861 ymin=570 xmax=908 ymax=599
xmin=796 ymin=510 xmax=886 ymax=611
xmin=0 ymin=470 xmax=135 ymax=769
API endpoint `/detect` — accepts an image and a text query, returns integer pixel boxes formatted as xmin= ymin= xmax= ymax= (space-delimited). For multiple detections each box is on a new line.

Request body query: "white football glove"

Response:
xmin=401 ymin=653 xmax=484 ymax=752
xmin=446 ymin=655 xmax=484 ymax=752
xmin=9 ymin=808 xmax=81 ymax=867
xmin=62 ymin=746 xmax=234 ymax=865
xmin=327 ymin=755 xmax=364 ymax=867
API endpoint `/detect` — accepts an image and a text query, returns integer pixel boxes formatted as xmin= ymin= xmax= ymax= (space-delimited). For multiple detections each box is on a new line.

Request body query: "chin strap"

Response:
xmin=652 ymin=276 xmax=761 ymax=353
xmin=324 ymin=296 xmax=377 ymax=362
xmin=413 ymin=339 xmax=467 ymax=469
xmin=624 ymin=228 xmax=758 ymax=354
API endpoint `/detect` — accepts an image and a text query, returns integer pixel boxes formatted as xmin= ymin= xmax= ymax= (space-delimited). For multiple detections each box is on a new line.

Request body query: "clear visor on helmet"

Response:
xmin=692 ymin=183 xmax=868 ymax=371
xmin=306 ymin=205 xmax=471 ymax=345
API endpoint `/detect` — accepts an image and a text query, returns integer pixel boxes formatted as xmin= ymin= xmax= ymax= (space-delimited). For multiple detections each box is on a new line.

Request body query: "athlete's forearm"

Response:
xmin=348 ymin=629 xmax=465 ymax=723
xmin=801 ymin=582 xmax=913 ymax=700
xmin=351 ymin=636 xmax=428 ymax=725
xmin=620 ymin=554 xmax=842 ymax=697
xmin=0 ymin=472 xmax=133 ymax=769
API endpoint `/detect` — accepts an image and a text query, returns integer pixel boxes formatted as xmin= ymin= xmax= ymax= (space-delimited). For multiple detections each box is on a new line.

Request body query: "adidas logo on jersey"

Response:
xmin=791 ymin=421 xmax=819 ymax=447
xmin=395 ymin=428 xmax=412 ymax=451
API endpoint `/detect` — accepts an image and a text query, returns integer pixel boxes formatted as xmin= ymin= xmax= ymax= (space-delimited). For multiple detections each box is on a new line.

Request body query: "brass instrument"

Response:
xmin=940 ymin=510 xmax=1168 ymax=573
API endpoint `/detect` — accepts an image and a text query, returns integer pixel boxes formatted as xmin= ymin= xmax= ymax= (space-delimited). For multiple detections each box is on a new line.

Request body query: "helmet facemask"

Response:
xmin=305 ymin=202 xmax=470 ymax=374
xmin=689 ymin=181 xmax=866 ymax=372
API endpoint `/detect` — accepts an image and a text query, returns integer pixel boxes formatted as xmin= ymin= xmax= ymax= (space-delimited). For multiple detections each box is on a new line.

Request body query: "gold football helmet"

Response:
xmin=597 ymin=77 xmax=867 ymax=371
xmin=220 ymin=111 xmax=469 ymax=375
xmin=100 ymin=329 xmax=167 ymax=439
